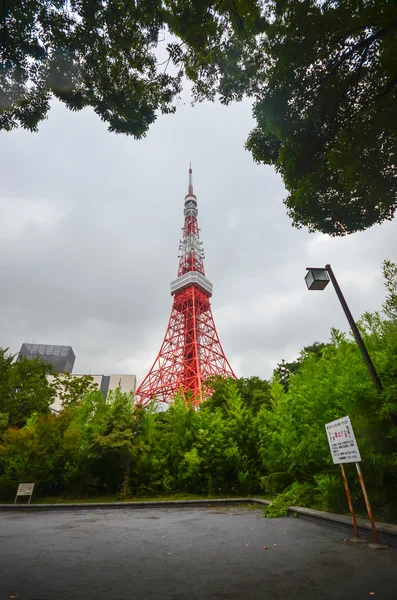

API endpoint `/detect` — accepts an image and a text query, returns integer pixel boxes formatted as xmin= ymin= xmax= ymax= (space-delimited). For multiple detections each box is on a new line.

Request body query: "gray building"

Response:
xmin=18 ymin=343 xmax=75 ymax=374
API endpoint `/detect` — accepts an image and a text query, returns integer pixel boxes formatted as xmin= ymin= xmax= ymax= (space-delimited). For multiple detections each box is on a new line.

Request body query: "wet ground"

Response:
xmin=1 ymin=506 xmax=396 ymax=599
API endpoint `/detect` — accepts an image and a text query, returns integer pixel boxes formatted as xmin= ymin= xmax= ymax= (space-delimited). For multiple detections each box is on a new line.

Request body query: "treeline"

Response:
xmin=0 ymin=262 xmax=396 ymax=521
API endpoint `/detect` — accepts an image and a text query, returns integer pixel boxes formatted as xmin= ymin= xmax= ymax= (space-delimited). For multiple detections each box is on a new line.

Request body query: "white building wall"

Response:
xmin=48 ymin=373 xmax=136 ymax=413
xmin=108 ymin=374 xmax=137 ymax=395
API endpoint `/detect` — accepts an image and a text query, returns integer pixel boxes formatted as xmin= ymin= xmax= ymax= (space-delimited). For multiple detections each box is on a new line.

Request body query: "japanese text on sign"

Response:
xmin=325 ymin=416 xmax=361 ymax=464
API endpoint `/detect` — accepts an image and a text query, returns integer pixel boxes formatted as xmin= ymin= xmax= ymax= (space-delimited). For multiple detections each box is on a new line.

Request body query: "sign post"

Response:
xmin=355 ymin=462 xmax=378 ymax=544
xmin=14 ymin=483 xmax=35 ymax=504
xmin=339 ymin=463 xmax=359 ymax=538
xmin=325 ymin=416 xmax=378 ymax=543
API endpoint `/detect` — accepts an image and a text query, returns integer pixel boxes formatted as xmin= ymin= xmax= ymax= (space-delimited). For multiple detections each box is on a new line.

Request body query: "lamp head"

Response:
xmin=305 ymin=268 xmax=330 ymax=291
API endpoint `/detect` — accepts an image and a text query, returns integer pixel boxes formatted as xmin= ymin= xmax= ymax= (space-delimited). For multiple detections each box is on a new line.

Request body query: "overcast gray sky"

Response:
xmin=1 ymin=95 xmax=396 ymax=382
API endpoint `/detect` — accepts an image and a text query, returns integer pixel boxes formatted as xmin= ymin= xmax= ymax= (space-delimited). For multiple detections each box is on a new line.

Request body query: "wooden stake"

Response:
xmin=340 ymin=464 xmax=359 ymax=538
xmin=355 ymin=462 xmax=378 ymax=544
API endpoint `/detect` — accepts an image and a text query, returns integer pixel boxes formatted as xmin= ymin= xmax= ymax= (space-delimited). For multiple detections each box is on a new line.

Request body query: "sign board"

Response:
xmin=14 ymin=483 xmax=35 ymax=504
xmin=325 ymin=416 xmax=361 ymax=464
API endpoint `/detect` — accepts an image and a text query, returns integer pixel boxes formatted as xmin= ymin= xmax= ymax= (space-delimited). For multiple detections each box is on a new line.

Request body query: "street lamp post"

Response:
xmin=305 ymin=264 xmax=396 ymax=427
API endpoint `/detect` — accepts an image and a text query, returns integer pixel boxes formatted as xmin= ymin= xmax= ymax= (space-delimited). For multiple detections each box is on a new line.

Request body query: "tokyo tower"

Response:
xmin=136 ymin=166 xmax=236 ymax=407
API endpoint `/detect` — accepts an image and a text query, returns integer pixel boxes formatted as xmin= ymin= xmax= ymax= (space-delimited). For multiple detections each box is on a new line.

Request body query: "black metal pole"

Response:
xmin=325 ymin=264 xmax=397 ymax=428
xmin=325 ymin=264 xmax=383 ymax=393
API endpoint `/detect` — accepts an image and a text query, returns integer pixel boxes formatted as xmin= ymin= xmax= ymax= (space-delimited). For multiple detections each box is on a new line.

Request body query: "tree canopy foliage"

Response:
xmin=2 ymin=2 xmax=396 ymax=235
xmin=0 ymin=349 xmax=55 ymax=429
xmin=1 ymin=261 xmax=397 ymax=521
xmin=243 ymin=1 xmax=397 ymax=236
xmin=274 ymin=342 xmax=329 ymax=391
xmin=382 ymin=259 xmax=397 ymax=320
xmin=53 ymin=372 xmax=98 ymax=409
xmin=0 ymin=0 xmax=183 ymax=136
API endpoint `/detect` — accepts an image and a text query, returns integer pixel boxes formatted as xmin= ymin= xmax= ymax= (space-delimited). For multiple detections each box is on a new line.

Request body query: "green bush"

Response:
xmin=0 ymin=475 xmax=16 ymax=501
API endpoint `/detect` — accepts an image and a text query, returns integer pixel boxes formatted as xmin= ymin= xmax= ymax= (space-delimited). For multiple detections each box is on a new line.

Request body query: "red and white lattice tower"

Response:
xmin=136 ymin=166 xmax=236 ymax=407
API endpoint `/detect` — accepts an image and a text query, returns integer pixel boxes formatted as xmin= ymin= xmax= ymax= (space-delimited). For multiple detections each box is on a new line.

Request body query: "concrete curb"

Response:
xmin=0 ymin=498 xmax=256 ymax=511
xmin=251 ymin=499 xmax=397 ymax=543
xmin=1 ymin=497 xmax=396 ymax=543
xmin=285 ymin=504 xmax=397 ymax=541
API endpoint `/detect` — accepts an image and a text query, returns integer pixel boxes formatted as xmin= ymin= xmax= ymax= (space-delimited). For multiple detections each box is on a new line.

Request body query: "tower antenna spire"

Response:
xmin=188 ymin=162 xmax=193 ymax=196
xmin=135 ymin=169 xmax=236 ymax=408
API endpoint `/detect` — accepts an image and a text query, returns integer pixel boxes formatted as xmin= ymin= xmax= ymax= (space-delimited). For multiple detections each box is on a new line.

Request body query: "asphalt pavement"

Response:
xmin=1 ymin=506 xmax=396 ymax=600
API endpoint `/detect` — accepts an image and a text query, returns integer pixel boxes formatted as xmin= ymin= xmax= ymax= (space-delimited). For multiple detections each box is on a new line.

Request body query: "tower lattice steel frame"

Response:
xmin=136 ymin=167 xmax=235 ymax=407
